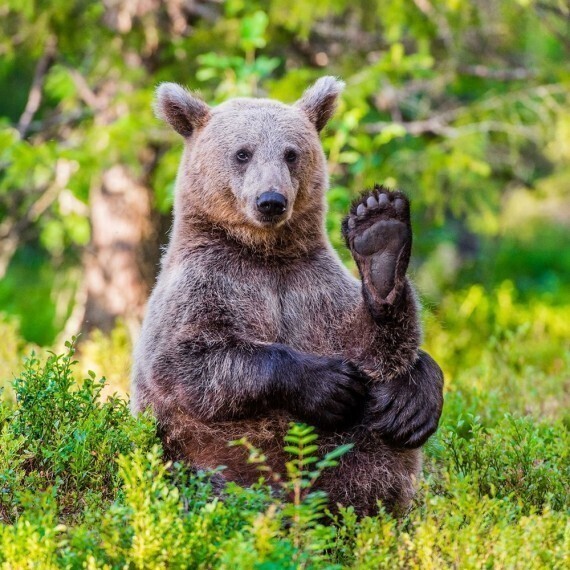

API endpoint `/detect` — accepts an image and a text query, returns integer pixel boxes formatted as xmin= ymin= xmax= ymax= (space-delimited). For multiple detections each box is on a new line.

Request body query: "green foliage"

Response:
xmin=1 ymin=0 xmax=569 ymax=340
xmin=332 ymin=487 xmax=569 ymax=569
xmin=0 ymin=310 xmax=568 ymax=568
xmin=0 ymin=1 xmax=569 ymax=567
xmin=0 ymin=246 xmax=77 ymax=345
xmin=0 ymin=340 xmax=157 ymax=525
xmin=423 ymin=281 xmax=570 ymax=430
xmin=232 ymin=423 xmax=355 ymax=564
xmin=440 ymin=415 xmax=569 ymax=512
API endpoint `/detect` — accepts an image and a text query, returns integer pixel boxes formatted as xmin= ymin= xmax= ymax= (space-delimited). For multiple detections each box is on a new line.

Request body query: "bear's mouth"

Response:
xmin=255 ymin=212 xmax=289 ymax=227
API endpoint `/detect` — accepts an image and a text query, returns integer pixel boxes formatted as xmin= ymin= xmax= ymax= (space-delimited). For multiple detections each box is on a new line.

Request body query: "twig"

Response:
xmin=366 ymin=83 xmax=568 ymax=137
xmin=26 ymin=109 xmax=92 ymax=135
xmin=67 ymin=67 xmax=102 ymax=109
xmin=366 ymin=117 xmax=538 ymax=139
xmin=535 ymin=2 xmax=570 ymax=50
xmin=536 ymin=1 xmax=570 ymax=18
xmin=458 ymin=65 xmax=536 ymax=81
xmin=0 ymin=159 xmax=74 ymax=278
xmin=17 ymin=36 xmax=57 ymax=138
xmin=366 ymin=107 xmax=460 ymax=136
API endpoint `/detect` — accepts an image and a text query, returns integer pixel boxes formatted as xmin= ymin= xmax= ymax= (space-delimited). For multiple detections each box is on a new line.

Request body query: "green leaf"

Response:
xmin=322 ymin=444 xmax=354 ymax=462
xmin=239 ymin=11 xmax=269 ymax=51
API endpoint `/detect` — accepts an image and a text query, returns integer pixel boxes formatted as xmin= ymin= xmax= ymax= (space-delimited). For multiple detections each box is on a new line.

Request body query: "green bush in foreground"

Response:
xmin=0 ymin=327 xmax=569 ymax=568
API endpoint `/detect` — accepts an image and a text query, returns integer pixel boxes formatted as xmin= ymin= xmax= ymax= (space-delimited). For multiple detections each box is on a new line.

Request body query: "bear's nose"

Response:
xmin=256 ymin=191 xmax=288 ymax=217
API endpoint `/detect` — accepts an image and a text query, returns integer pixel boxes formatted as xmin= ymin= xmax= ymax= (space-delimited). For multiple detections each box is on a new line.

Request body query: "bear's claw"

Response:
xmin=342 ymin=186 xmax=412 ymax=302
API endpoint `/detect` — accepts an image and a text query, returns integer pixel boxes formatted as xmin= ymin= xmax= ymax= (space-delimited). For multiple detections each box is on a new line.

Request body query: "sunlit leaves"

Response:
xmin=239 ymin=11 xmax=269 ymax=51
xmin=0 ymin=0 xmax=568 ymax=342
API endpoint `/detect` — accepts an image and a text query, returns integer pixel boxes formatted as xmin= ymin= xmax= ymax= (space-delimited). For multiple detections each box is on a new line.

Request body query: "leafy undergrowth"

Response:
xmin=0 ymin=284 xmax=569 ymax=569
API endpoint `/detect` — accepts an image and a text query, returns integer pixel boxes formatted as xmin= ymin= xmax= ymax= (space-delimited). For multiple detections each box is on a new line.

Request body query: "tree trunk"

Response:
xmin=80 ymin=165 xmax=169 ymax=340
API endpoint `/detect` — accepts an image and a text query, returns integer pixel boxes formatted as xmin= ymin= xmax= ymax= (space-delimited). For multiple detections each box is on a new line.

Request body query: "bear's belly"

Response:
xmin=160 ymin=405 xmax=420 ymax=514
xmin=160 ymin=409 xmax=292 ymax=485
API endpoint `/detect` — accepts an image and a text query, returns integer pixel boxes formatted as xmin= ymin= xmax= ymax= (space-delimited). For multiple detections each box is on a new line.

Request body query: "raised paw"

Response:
xmin=342 ymin=186 xmax=412 ymax=303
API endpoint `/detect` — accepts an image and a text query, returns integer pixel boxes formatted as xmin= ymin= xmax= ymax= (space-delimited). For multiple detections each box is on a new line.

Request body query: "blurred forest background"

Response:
xmin=1 ymin=1 xmax=570 ymax=566
xmin=0 ymin=0 xmax=569 ymax=394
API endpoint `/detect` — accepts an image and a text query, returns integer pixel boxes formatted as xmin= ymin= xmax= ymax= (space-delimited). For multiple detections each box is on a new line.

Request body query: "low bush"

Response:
xmin=0 ymin=283 xmax=568 ymax=568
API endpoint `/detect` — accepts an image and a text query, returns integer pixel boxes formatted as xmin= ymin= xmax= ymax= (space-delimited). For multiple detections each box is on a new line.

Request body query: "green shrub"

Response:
xmin=0 ymin=340 xmax=157 ymax=525
xmin=437 ymin=415 xmax=569 ymax=512
xmin=0 ymin=296 xmax=568 ymax=568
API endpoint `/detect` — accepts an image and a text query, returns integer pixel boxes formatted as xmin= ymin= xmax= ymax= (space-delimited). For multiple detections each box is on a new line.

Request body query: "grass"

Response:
xmin=0 ymin=281 xmax=568 ymax=569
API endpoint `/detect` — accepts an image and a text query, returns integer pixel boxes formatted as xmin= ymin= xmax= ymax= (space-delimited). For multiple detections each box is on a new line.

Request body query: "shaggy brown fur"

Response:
xmin=132 ymin=77 xmax=444 ymax=516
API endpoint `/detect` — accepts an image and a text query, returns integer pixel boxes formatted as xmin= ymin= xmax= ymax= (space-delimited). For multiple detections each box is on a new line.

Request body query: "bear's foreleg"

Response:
xmin=342 ymin=186 xmax=421 ymax=376
xmin=151 ymin=337 xmax=368 ymax=430
xmin=341 ymin=187 xmax=444 ymax=448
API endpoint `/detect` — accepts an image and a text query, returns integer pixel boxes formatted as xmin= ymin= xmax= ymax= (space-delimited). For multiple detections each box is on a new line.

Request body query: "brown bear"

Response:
xmin=131 ymin=77 xmax=444 ymax=516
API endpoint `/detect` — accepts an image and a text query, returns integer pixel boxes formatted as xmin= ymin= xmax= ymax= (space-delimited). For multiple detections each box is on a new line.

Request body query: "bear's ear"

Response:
xmin=295 ymin=76 xmax=345 ymax=132
xmin=154 ymin=83 xmax=211 ymax=138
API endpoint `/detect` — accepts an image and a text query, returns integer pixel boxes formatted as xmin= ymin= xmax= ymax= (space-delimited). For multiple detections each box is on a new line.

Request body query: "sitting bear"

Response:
xmin=131 ymin=77 xmax=444 ymax=516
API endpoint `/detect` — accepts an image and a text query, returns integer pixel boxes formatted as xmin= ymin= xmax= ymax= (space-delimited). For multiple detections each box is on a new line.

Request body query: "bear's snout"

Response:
xmin=256 ymin=191 xmax=288 ymax=218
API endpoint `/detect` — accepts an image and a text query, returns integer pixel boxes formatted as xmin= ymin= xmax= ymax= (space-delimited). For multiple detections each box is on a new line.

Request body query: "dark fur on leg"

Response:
xmin=341 ymin=186 xmax=422 ymax=378
xmin=365 ymin=350 xmax=444 ymax=448
xmin=341 ymin=187 xmax=444 ymax=452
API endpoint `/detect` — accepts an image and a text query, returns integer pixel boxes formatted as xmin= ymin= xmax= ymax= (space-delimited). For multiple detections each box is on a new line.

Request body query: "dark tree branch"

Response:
xmin=367 ymin=83 xmax=567 ymax=138
xmin=0 ymin=159 xmax=73 ymax=278
xmin=535 ymin=2 xmax=570 ymax=50
xmin=458 ymin=65 xmax=536 ymax=81
xmin=536 ymin=1 xmax=570 ymax=18
xmin=17 ymin=36 xmax=57 ymax=138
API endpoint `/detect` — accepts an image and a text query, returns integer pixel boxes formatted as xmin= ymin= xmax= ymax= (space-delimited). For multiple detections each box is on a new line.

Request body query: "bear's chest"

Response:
xmin=227 ymin=275 xmax=282 ymax=342
xmin=206 ymin=259 xmax=282 ymax=342
xmin=202 ymin=248 xmax=360 ymax=350
xmin=223 ymin=254 xmax=359 ymax=350
xmin=277 ymin=263 xmax=360 ymax=352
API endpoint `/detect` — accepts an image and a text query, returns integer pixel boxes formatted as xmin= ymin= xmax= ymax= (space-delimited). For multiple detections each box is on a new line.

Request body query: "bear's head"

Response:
xmin=155 ymin=77 xmax=344 ymax=251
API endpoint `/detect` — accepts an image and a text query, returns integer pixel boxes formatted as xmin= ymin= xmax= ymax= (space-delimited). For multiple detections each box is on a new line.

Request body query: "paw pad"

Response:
xmin=344 ymin=186 xmax=410 ymax=236
xmin=343 ymin=186 xmax=412 ymax=302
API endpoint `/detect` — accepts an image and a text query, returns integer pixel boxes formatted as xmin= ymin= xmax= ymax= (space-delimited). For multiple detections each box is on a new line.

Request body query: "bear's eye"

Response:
xmin=235 ymin=149 xmax=251 ymax=163
xmin=285 ymin=149 xmax=298 ymax=164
